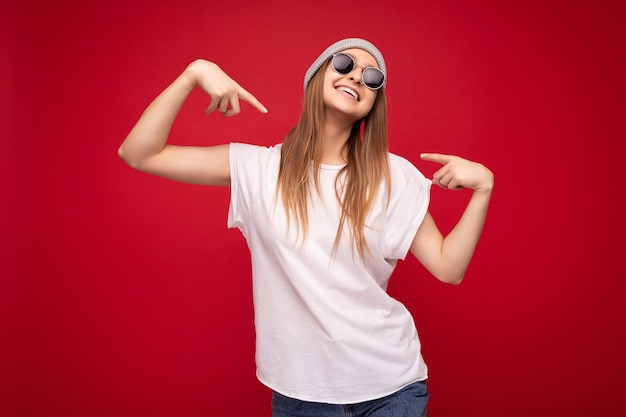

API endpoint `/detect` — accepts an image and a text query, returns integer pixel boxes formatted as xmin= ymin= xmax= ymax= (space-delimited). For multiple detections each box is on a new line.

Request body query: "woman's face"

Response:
xmin=322 ymin=48 xmax=379 ymax=122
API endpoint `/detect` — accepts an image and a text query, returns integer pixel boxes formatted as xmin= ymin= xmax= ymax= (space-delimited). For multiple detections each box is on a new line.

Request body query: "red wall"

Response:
xmin=3 ymin=1 xmax=625 ymax=416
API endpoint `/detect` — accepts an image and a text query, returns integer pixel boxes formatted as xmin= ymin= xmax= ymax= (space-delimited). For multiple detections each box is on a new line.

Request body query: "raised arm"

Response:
xmin=118 ymin=59 xmax=268 ymax=186
xmin=410 ymin=153 xmax=494 ymax=284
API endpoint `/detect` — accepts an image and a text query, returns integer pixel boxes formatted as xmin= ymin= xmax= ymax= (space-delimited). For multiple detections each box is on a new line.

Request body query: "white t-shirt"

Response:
xmin=228 ymin=143 xmax=431 ymax=404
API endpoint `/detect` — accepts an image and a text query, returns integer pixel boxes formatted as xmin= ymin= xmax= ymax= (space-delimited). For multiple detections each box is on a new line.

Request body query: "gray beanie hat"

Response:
xmin=303 ymin=38 xmax=387 ymax=91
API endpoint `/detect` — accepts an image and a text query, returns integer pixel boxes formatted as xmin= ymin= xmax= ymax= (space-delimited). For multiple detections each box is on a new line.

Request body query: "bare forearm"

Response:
xmin=440 ymin=189 xmax=492 ymax=283
xmin=117 ymin=60 xmax=267 ymax=186
xmin=411 ymin=154 xmax=494 ymax=284
xmin=118 ymin=69 xmax=196 ymax=168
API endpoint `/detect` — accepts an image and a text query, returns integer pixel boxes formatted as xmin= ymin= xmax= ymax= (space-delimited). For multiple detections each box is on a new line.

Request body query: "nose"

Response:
xmin=348 ymin=67 xmax=364 ymax=84
xmin=346 ymin=59 xmax=368 ymax=84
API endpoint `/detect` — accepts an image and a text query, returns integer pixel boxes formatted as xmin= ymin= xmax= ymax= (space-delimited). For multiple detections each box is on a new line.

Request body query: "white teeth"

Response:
xmin=337 ymin=86 xmax=358 ymax=100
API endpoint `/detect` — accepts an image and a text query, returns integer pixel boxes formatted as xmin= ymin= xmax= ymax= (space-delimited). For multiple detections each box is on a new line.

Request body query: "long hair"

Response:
xmin=276 ymin=59 xmax=391 ymax=262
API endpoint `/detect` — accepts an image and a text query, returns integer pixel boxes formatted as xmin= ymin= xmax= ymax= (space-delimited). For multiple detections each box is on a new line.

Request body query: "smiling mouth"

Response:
xmin=336 ymin=86 xmax=360 ymax=101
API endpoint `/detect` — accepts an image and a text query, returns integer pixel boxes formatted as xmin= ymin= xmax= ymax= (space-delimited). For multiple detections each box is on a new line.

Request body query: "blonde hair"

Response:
xmin=276 ymin=60 xmax=391 ymax=262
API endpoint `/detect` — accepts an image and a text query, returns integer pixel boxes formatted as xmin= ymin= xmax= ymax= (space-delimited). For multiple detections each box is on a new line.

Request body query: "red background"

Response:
xmin=2 ymin=0 xmax=626 ymax=416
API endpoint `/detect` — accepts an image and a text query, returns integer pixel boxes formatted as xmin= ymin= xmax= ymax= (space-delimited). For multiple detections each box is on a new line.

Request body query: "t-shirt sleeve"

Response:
xmin=382 ymin=154 xmax=432 ymax=260
xmin=227 ymin=142 xmax=271 ymax=234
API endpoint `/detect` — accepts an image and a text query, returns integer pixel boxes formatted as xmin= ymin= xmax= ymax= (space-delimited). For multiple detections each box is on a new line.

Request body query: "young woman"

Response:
xmin=119 ymin=38 xmax=494 ymax=417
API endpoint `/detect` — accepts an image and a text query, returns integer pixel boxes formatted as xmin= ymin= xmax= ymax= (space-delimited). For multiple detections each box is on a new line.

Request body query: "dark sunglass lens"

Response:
xmin=363 ymin=68 xmax=385 ymax=89
xmin=332 ymin=53 xmax=354 ymax=74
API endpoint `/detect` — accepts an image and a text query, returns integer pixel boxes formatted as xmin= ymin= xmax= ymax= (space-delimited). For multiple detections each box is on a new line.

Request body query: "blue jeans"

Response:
xmin=271 ymin=380 xmax=429 ymax=417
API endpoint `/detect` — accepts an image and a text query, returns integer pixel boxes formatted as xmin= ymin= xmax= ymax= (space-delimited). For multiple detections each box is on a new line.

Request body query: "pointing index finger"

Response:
xmin=420 ymin=153 xmax=455 ymax=165
xmin=238 ymin=86 xmax=268 ymax=114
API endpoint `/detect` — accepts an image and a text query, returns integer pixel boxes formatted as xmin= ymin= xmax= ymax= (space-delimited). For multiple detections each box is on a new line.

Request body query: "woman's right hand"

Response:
xmin=119 ymin=59 xmax=267 ymax=186
xmin=184 ymin=59 xmax=268 ymax=117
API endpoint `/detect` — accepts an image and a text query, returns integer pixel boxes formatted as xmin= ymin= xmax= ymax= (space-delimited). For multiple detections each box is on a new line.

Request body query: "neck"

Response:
xmin=321 ymin=114 xmax=356 ymax=165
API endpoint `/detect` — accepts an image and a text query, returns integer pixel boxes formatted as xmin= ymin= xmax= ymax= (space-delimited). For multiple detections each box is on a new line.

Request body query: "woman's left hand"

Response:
xmin=420 ymin=153 xmax=494 ymax=193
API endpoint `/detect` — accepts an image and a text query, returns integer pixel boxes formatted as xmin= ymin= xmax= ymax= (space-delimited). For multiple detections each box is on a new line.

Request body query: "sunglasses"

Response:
xmin=331 ymin=52 xmax=385 ymax=90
